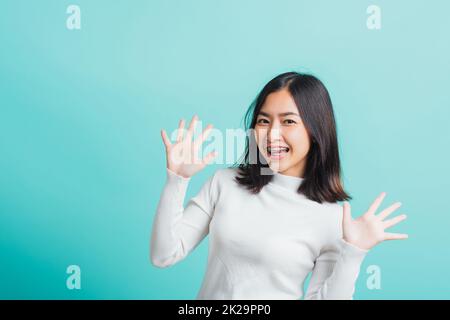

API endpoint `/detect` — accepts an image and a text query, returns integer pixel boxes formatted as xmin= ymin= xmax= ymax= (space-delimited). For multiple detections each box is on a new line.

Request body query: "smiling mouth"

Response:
xmin=267 ymin=146 xmax=290 ymax=157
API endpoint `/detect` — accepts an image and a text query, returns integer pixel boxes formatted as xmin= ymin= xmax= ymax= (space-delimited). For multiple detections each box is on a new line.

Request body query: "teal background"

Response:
xmin=1 ymin=0 xmax=449 ymax=299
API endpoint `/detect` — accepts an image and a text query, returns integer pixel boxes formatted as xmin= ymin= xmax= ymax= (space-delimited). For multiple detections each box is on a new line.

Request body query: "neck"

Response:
xmin=274 ymin=162 xmax=306 ymax=179
xmin=269 ymin=170 xmax=304 ymax=192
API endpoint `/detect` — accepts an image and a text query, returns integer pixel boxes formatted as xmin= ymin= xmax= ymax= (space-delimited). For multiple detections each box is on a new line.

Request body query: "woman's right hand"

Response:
xmin=161 ymin=115 xmax=217 ymax=179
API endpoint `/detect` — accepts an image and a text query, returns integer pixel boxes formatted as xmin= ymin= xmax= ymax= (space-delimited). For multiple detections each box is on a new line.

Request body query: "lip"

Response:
xmin=269 ymin=151 xmax=288 ymax=160
xmin=267 ymin=146 xmax=289 ymax=160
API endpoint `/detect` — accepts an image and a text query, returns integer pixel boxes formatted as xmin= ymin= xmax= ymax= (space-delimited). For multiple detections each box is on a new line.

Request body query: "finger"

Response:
xmin=384 ymin=232 xmax=409 ymax=241
xmin=383 ymin=214 xmax=407 ymax=229
xmin=161 ymin=129 xmax=172 ymax=148
xmin=342 ymin=201 xmax=353 ymax=223
xmin=366 ymin=192 xmax=387 ymax=216
xmin=186 ymin=114 xmax=198 ymax=141
xmin=377 ymin=202 xmax=402 ymax=220
xmin=194 ymin=124 xmax=213 ymax=150
xmin=176 ymin=119 xmax=186 ymax=143
xmin=202 ymin=150 xmax=218 ymax=166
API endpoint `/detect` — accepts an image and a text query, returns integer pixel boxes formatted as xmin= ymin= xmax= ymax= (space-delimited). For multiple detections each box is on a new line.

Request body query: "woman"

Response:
xmin=151 ymin=72 xmax=408 ymax=300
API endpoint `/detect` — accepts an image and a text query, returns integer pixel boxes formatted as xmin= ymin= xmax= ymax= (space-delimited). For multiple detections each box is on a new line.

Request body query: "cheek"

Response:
xmin=287 ymin=131 xmax=310 ymax=155
xmin=254 ymin=128 xmax=268 ymax=146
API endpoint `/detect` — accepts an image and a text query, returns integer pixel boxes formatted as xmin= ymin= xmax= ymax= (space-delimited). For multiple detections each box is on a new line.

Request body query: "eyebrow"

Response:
xmin=257 ymin=111 xmax=300 ymax=117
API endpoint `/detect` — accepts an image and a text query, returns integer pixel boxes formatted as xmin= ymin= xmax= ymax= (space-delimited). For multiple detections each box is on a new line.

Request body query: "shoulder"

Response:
xmin=323 ymin=201 xmax=344 ymax=215
xmin=324 ymin=201 xmax=344 ymax=222
xmin=213 ymin=166 xmax=240 ymax=180
xmin=208 ymin=166 xmax=241 ymax=190
xmin=190 ymin=167 xmax=242 ymax=214
xmin=317 ymin=201 xmax=345 ymax=239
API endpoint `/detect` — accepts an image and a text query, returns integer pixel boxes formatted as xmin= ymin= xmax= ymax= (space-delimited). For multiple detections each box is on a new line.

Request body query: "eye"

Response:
xmin=256 ymin=118 xmax=269 ymax=124
xmin=284 ymin=119 xmax=296 ymax=124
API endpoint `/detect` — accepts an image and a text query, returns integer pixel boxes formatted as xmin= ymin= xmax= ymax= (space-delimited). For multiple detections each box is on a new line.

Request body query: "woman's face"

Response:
xmin=254 ymin=89 xmax=311 ymax=178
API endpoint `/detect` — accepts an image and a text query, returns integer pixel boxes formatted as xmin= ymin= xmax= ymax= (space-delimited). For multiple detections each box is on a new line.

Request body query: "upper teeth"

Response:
xmin=268 ymin=147 xmax=289 ymax=153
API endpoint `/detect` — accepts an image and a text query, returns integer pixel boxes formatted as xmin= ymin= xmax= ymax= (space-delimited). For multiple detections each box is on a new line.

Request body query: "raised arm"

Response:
xmin=305 ymin=192 xmax=408 ymax=299
xmin=150 ymin=115 xmax=218 ymax=268
xmin=304 ymin=238 xmax=368 ymax=300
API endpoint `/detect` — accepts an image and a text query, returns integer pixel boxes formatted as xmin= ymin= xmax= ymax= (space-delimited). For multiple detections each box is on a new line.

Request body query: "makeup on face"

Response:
xmin=254 ymin=89 xmax=311 ymax=177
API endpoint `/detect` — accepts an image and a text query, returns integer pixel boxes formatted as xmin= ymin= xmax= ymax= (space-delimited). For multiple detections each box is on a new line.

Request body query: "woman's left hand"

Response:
xmin=342 ymin=192 xmax=408 ymax=251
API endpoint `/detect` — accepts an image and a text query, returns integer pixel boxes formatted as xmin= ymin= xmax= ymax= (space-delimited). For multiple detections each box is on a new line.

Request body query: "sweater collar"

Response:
xmin=270 ymin=172 xmax=304 ymax=191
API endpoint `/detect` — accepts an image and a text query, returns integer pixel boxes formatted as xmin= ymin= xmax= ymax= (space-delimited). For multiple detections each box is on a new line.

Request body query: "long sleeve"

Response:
xmin=150 ymin=168 xmax=219 ymax=268
xmin=304 ymin=238 xmax=368 ymax=300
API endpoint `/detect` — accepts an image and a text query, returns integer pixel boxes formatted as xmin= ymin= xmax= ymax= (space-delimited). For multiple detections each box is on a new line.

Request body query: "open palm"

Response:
xmin=161 ymin=115 xmax=217 ymax=178
xmin=343 ymin=192 xmax=408 ymax=250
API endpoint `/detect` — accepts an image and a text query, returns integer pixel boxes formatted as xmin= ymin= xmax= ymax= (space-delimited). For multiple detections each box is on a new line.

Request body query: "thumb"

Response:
xmin=342 ymin=201 xmax=353 ymax=224
xmin=202 ymin=150 xmax=218 ymax=166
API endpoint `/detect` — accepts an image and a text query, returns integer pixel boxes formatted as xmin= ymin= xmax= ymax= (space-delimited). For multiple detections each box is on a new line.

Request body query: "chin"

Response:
xmin=268 ymin=162 xmax=288 ymax=173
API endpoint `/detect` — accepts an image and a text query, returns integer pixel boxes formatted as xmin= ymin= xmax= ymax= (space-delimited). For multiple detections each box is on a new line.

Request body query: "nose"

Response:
xmin=268 ymin=121 xmax=282 ymax=142
xmin=267 ymin=121 xmax=281 ymax=141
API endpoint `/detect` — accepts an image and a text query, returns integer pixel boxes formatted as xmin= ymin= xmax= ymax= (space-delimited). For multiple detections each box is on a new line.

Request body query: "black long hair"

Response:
xmin=232 ymin=71 xmax=351 ymax=204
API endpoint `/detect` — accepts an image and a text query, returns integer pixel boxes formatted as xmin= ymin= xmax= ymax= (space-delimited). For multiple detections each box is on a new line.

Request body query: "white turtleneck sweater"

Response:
xmin=150 ymin=167 xmax=368 ymax=300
